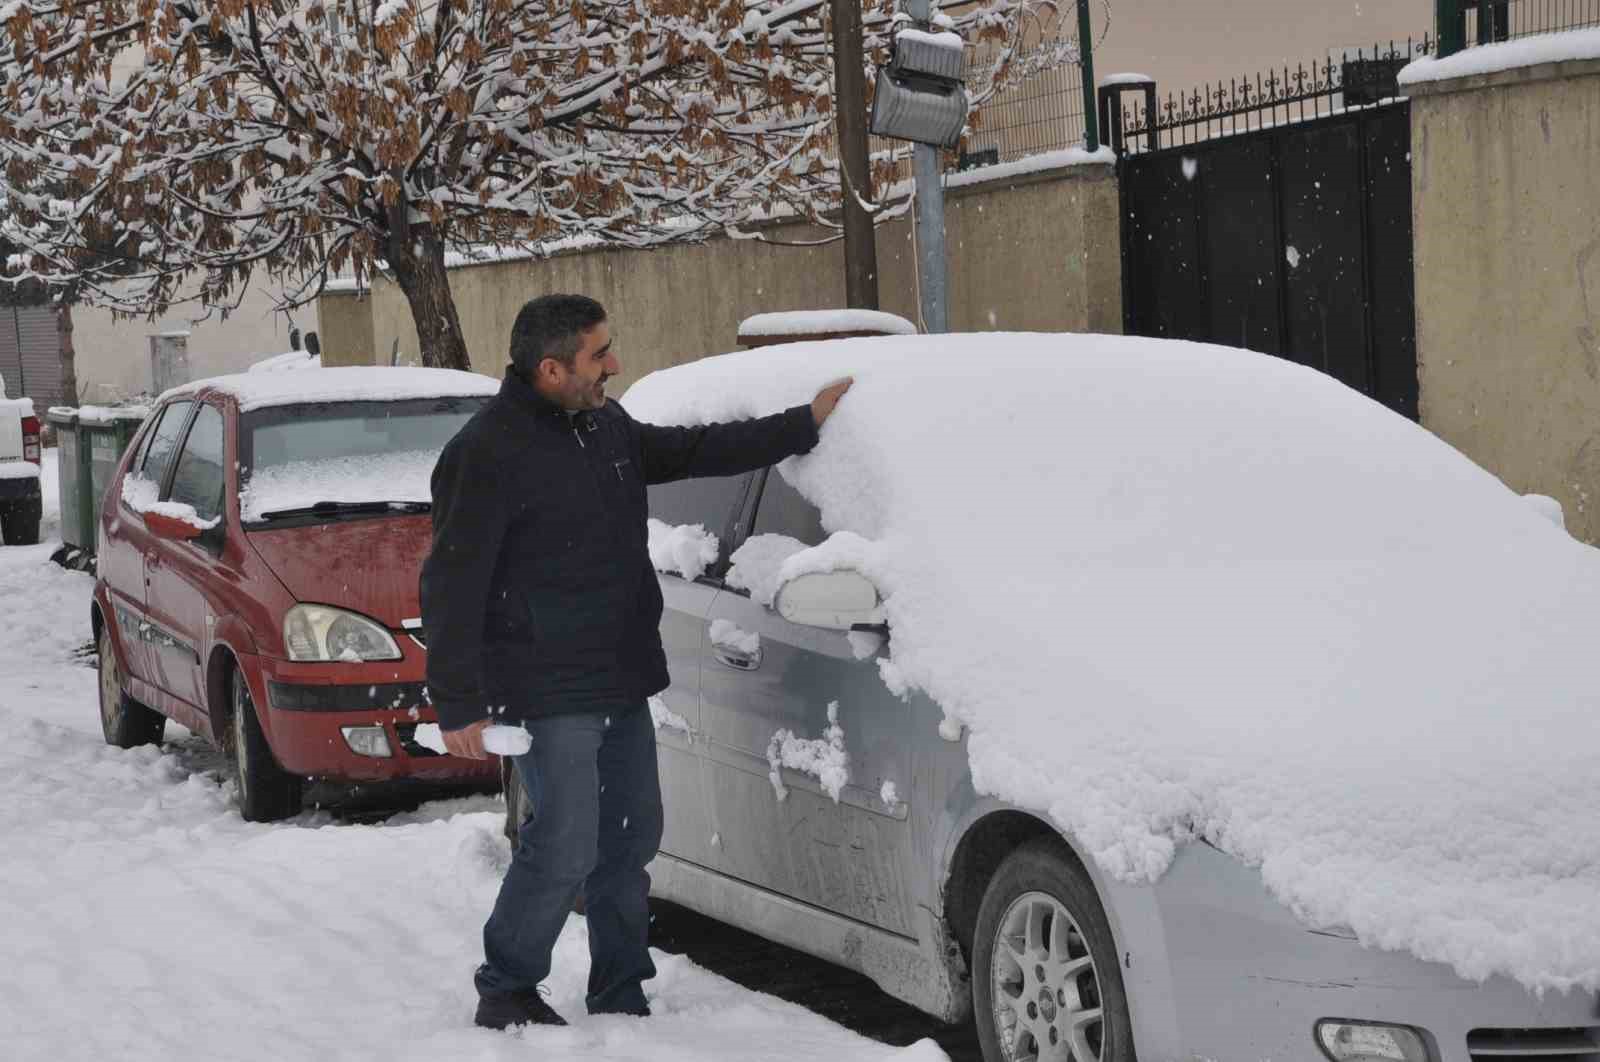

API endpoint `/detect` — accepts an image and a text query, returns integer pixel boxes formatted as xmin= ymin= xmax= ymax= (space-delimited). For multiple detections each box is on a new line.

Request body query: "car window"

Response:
xmin=237 ymin=396 xmax=488 ymax=525
xmin=751 ymin=469 xmax=825 ymax=547
xmin=168 ymin=404 xmax=225 ymax=523
xmin=127 ymin=416 xmax=158 ymax=474
xmin=243 ymin=397 xmax=484 ymax=474
xmin=647 ymin=472 xmax=753 ymax=577
xmin=136 ymin=400 xmax=194 ymax=491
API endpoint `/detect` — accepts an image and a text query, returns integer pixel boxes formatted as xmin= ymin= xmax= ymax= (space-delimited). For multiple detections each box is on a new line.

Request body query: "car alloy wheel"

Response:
xmin=972 ymin=838 xmax=1133 ymax=1062
xmin=991 ymin=891 xmax=1104 ymax=1061
xmin=97 ymin=625 xmax=165 ymax=749
xmin=98 ymin=627 xmax=120 ymax=733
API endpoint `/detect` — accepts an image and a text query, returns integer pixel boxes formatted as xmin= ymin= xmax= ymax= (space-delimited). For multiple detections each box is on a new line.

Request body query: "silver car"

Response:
xmin=506 ymin=463 xmax=1600 ymax=1062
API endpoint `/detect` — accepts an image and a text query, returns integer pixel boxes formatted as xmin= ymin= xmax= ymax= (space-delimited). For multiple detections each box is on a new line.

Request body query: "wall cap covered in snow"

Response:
xmin=942 ymin=146 xmax=1115 ymax=193
xmin=1399 ymin=27 xmax=1600 ymax=94
xmin=75 ymin=404 xmax=151 ymax=426
xmin=739 ymin=310 xmax=918 ymax=339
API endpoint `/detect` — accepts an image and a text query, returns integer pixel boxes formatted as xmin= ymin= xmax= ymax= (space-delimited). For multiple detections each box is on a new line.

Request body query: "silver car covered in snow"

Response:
xmin=508 ymin=335 xmax=1600 ymax=1062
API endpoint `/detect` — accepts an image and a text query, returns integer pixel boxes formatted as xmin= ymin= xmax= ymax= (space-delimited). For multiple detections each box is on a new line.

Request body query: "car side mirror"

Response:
xmin=774 ymin=570 xmax=881 ymax=631
xmin=144 ymin=509 xmax=203 ymax=542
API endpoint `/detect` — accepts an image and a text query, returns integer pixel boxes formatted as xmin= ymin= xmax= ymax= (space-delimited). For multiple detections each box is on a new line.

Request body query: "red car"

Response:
xmin=92 ymin=367 xmax=501 ymax=820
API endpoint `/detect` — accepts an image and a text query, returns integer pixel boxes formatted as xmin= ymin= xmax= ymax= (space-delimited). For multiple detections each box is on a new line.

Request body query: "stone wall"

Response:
xmin=1408 ymin=55 xmax=1600 ymax=542
xmin=316 ymin=158 xmax=1121 ymax=397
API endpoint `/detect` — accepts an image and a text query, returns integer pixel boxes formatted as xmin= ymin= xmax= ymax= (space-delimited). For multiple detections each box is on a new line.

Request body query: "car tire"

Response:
xmin=501 ymin=754 xmax=536 ymax=842
xmin=501 ymin=756 xmax=521 ymax=842
xmin=97 ymin=624 xmax=166 ymax=749
xmin=230 ymin=667 xmax=303 ymax=822
xmin=971 ymin=838 xmax=1135 ymax=1062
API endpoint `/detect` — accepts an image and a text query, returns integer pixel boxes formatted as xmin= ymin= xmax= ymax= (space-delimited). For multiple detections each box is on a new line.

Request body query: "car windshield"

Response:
xmin=240 ymin=397 xmax=487 ymax=525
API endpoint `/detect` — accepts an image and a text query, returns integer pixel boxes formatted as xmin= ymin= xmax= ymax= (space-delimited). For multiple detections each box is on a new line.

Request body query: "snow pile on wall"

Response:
xmin=247 ymin=350 xmax=323 ymax=373
xmin=943 ymin=146 xmax=1115 ymax=190
xmin=623 ymin=332 xmax=1600 ymax=993
xmin=1398 ymin=26 xmax=1600 ymax=85
xmin=739 ymin=310 xmax=918 ymax=338
xmin=647 ymin=519 xmax=719 ymax=581
xmin=75 ymin=404 xmax=150 ymax=426
xmin=239 ymin=450 xmax=438 ymax=520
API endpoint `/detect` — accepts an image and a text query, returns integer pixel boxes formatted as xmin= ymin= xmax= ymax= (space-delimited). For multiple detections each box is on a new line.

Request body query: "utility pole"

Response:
xmin=903 ymin=0 xmax=949 ymax=333
xmin=830 ymin=0 xmax=879 ymax=309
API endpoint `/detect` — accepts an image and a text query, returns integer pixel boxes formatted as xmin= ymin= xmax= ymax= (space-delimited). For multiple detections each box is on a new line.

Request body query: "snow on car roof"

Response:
xmin=621 ymin=332 xmax=1600 ymax=994
xmin=160 ymin=366 xmax=499 ymax=412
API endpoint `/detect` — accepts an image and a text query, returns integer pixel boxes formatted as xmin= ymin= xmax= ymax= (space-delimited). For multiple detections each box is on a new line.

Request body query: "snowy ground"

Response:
xmin=0 ymin=451 xmax=943 ymax=1062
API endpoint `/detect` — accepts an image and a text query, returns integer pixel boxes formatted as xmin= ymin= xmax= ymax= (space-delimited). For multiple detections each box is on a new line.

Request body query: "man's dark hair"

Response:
xmin=509 ymin=294 xmax=608 ymax=375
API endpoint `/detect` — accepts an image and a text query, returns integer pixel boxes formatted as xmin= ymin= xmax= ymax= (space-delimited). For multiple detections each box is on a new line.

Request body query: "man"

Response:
xmin=420 ymin=293 xmax=851 ymax=1030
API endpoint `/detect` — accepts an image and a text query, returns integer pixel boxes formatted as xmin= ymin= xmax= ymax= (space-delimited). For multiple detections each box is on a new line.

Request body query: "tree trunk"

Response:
xmin=57 ymin=301 xmax=79 ymax=405
xmin=830 ymin=0 xmax=878 ymax=310
xmin=388 ymin=228 xmax=471 ymax=371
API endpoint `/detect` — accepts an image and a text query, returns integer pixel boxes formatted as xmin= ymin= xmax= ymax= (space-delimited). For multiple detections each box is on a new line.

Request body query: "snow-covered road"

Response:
xmin=0 ymin=453 xmax=942 ymax=1062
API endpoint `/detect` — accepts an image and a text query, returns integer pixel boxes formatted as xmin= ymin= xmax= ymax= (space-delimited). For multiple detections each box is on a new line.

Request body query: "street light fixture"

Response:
xmin=870 ymin=28 xmax=970 ymax=147
xmin=868 ymin=14 xmax=967 ymax=333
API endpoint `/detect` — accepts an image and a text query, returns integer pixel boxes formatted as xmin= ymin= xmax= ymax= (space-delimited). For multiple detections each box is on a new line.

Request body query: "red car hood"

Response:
xmin=247 ymin=515 xmax=431 ymax=628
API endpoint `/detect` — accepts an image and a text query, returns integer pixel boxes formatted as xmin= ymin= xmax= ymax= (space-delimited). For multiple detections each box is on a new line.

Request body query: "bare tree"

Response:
xmin=0 ymin=0 xmax=1056 ymax=369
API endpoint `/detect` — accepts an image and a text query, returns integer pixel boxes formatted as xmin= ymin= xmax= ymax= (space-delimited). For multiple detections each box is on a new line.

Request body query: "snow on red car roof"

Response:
xmin=160 ymin=365 xmax=499 ymax=412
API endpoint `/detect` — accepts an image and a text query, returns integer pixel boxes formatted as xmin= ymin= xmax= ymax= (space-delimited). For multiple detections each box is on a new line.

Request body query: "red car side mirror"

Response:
xmin=144 ymin=510 xmax=203 ymax=542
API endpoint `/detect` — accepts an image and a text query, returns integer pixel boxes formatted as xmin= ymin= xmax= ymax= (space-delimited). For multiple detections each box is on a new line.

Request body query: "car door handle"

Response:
xmin=712 ymin=645 xmax=762 ymax=671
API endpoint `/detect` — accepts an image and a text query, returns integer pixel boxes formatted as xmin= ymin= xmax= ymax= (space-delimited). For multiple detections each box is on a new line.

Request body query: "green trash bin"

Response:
xmin=45 ymin=407 xmax=93 ymax=552
xmin=81 ymin=405 xmax=150 ymax=548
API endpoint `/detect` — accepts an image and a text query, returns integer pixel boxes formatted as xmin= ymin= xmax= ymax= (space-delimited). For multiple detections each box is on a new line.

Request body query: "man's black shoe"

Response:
xmin=475 ymin=987 xmax=569 ymax=1030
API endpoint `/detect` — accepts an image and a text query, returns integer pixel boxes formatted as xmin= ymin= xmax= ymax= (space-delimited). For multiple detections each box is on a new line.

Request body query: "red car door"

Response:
xmin=144 ymin=400 xmax=228 ymax=724
xmin=101 ymin=399 xmax=195 ymax=693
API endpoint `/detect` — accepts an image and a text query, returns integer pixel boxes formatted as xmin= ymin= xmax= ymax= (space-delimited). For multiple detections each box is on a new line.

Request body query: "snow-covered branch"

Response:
xmin=1 ymin=0 xmax=1050 ymax=363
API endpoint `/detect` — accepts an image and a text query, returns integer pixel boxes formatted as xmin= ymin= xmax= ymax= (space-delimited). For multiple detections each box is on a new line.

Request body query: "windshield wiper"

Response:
xmin=257 ymin=500 xmax=431 ymax=520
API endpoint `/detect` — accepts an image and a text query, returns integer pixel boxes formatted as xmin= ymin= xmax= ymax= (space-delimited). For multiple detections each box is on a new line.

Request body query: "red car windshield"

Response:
xmin=240 ymin=397 xmax=488 ymax=524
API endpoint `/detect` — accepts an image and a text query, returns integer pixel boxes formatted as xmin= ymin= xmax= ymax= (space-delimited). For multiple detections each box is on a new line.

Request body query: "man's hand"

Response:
xmin=811 ymin=377 xmax=854 ymax=428
xmin=442 ymin=718 xmax=491 ymax=760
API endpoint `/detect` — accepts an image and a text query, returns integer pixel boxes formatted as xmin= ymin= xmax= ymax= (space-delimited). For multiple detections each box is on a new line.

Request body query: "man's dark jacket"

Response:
xmin=421 ymin=368 xmax=819 ymax=731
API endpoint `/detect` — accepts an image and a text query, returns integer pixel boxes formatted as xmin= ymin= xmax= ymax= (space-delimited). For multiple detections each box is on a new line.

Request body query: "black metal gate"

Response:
xmin=1105 ymin=44 xmax=1427 ymax=420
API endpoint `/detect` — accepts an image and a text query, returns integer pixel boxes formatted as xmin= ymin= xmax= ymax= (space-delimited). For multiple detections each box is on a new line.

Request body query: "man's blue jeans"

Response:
xmin=474 ymin=701 xmax=664 ymax=1014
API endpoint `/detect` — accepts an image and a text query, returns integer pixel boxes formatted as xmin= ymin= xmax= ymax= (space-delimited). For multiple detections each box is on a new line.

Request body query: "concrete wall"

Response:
xmin=316 ymin=290 xmax=379 ymax=366
xmin=72 ymin=283 xmax=312 ymax=403
xmin=317 ymin=159 xmax=1121 ymax=393
xmin=1409 ymin=57 xmax=1600 ymax=543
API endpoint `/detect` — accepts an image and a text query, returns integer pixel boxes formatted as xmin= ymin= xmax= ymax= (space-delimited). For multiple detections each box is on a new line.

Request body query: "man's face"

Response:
xmin=541 ymin=322 xmax=619 ymax=411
